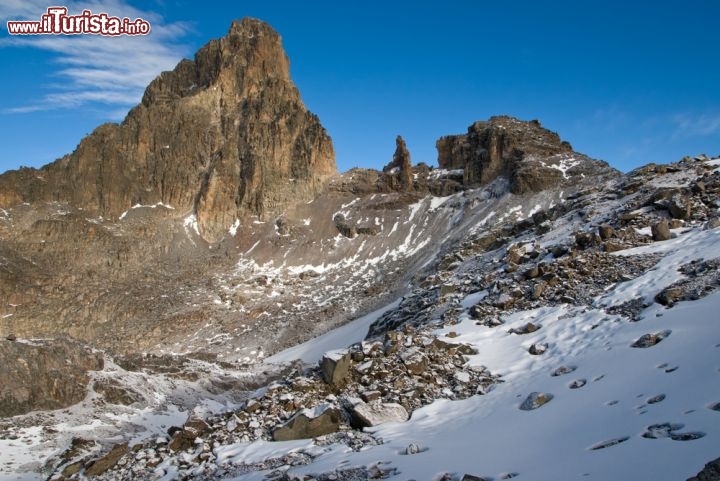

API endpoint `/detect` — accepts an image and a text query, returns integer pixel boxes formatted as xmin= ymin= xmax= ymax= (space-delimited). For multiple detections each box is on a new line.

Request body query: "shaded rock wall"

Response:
xmin=0 ymin=338 xmax=103 ymax=417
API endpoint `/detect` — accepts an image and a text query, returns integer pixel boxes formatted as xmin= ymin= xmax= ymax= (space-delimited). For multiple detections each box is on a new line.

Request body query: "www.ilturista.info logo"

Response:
xmin=7 ymin=6 xmax=150 ymax=36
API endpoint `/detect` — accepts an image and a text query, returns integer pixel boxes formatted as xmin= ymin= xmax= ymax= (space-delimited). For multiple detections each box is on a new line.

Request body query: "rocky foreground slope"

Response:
xmin=2 ymin=152 xmax=718 ymax=481
xmin=0 ymin=16 xmax=719 ymax=481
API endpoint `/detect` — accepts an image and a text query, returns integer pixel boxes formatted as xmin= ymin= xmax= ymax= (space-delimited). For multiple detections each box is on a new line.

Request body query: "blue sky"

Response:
xmin=1 ymin=0 xmax=718 ymax=175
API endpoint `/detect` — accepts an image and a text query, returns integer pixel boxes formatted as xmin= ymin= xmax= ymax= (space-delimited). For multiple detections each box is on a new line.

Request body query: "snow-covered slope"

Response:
xmin=236 ymin=226 xmax=720 ymax=481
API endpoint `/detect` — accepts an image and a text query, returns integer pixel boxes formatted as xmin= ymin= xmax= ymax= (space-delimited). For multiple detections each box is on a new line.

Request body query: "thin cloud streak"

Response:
xmin=671 ymin=112 xmax=720 ymax=140
xmin=1 ymin=0 xmax=191 ymax=114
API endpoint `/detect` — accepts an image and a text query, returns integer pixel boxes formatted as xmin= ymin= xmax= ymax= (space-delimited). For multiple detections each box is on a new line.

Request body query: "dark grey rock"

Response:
xmin=668 ymin=194 xmax=691 ymax=220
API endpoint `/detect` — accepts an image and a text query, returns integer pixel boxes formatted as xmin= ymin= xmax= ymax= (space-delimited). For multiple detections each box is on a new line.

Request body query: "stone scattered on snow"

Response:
xmin=509 ymin=322 xmax=541 ymax=335
xmin=631 ymin=330 xmax=671 ymax=348
xmin=551 ymin=365 xmax=576 ymax=377
xmin=519 ymin=392 xmax=554 ymax=411
xmin=405 ymin=443 xmax=421 ymax=455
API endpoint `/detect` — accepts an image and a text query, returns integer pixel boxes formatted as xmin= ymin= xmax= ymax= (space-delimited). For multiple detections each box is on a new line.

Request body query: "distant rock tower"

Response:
xmin=383 ymin=135 xmax=414 ymax=191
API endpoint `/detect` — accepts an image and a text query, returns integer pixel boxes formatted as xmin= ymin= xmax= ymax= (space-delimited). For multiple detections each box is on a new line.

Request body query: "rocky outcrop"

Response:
xmin=0 ymin=18 xmax=336 ymax=242
xmin=0 ymin=337 xmax=104 ymax=417
xmin=687 ymin=457 xmax=720 ymax=481
xmin=436 ymin=116 xmax=617 ymax=193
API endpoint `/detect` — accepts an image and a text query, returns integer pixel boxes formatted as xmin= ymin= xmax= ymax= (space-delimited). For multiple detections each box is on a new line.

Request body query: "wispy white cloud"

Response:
xmin=670 ymin=112 xmax=720 ymax=140
xmin=1 ymin=0 xmax=191 ymax=116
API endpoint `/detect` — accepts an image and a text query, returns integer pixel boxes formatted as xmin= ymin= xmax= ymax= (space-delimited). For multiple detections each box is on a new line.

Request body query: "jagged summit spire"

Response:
xmin=0 ymin=17 xmax=336 ymax=242
xmin=141 ymin=17 xmax=291 ymax=108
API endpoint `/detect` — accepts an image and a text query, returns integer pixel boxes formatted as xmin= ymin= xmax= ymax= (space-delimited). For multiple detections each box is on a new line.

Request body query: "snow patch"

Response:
xmin=228 ymin=219 xmax=241 ymax=236
xmin=118 ymin=202 xmax=174 ymax=221
xmin=428 ymin=168 xmax=464 ymax=180
xmin=429 ymin=195 xmax=452 ymax=211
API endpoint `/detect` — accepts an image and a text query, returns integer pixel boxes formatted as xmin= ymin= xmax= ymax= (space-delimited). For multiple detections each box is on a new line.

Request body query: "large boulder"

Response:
xmin=651 ymin=220 xmax=672 ymax=241
xmin=668 ymin=194 xmax=692 ymax=220
xmin=351 ymin=401 xmax=409 ymax=428
xmin=320 ymin=350 xmax=353 ymax=386
xmin=272 ymin=404 xmax=342 ymax=441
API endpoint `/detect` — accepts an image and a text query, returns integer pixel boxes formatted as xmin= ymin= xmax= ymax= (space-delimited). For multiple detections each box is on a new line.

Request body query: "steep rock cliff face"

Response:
xmin=0 ymin=18 xmax=336 ymax=242
xmin=436 ymin=116 xmax=617 ymax=193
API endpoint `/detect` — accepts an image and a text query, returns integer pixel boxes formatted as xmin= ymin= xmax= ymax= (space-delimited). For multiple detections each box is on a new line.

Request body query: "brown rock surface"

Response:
xmin=0 ymin=18 xmax=336 ymax=242
xmin=436 ymin=116 xmax=617 ymax=193
xmin=84 ymin=443 xmax=128 ymax=477
xmin=652 ymin=220 xmax=672 ymax=241
xmin=383 ymin=135 xmax=414 ymax=191
xmin=0 ymin=337 xmax=104 ymax=417
xmin=320 ymin=351 xmax=352 ymax=386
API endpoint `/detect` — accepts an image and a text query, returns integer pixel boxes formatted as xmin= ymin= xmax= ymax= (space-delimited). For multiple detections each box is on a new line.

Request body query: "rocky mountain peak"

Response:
xmin=0 ymin=17 xmax=336 ymax=242
xmin=141 ymin=18 xmax=291 ymax=107
xmin=436 ymin=116 xmax=616 ymax=193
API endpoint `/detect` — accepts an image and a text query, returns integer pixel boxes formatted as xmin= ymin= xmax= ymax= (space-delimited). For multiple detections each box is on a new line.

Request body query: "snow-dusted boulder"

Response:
xmin=519 ymin=392 xmax=554 ymax=411
xmin=272 ymin=403 xmax=341 ymax=441
xmin=351 ymin=400 xmax=409 ymax=428
xmin=320 ymin=349 xmax=352 ymax=386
